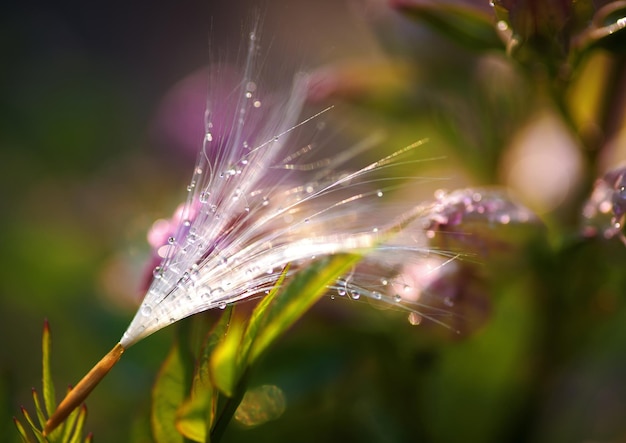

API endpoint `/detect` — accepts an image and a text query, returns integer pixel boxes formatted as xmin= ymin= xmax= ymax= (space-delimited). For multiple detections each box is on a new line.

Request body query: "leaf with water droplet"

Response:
xmin=209 ymin=306 xmax=247 ymax=398
xmin=392 ymin=0 xmax=502 ymax=51
xmin=248 ymin=254 xmax=361 ymax=364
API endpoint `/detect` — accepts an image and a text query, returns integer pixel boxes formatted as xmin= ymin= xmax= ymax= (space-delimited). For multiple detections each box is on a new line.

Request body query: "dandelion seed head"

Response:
xmin=119 ymin=27 xmax=537 ymax=349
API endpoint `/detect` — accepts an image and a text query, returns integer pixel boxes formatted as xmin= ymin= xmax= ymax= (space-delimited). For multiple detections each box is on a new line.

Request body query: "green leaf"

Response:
xmin=20 ymin=407 xmax=45 ymax=443
xmin=209 ymin=307 xmax=246 ymax=397
xmin=59 ymin=388 xmax=81 ymax=443
xmin=42 ymin=319 xmax=56 ymax=418
xmin=67 ymin=405 xmax=87 ymax=443
xmin=13 ymin=417 xmax=32 ymax=443
xmin=31 ymin=389 xmax=46 ymax=430
xmin=238 ymin=266 xmax=290 ymax=367
xmin=248 ymin=254 xmax=361 ymax=364
xmin=176 ymin=309 xmax=233 ymax=442
xmin=151 ymin=339 xmax=190 ymax=443
xmin=393 ymin=1 xmax=502 ymax=51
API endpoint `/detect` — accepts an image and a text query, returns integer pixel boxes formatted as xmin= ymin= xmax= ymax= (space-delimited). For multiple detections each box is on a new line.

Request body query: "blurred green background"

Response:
xmin=4 ymin=0 xmax=626 ymax=442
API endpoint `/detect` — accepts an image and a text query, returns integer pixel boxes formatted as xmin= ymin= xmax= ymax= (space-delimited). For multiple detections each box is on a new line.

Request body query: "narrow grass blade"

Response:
xmin=42 ymin=320 xmax=56 ymax=418
xmin=20 ymin=407 xmax=46 ymax=443
xmin=13 ymin=417 xmax=33 ymax=443
xmin=31 ymin=389 xmax=46 ymax=430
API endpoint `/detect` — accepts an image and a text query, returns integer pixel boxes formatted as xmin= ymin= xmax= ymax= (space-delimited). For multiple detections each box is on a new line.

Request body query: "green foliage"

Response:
xmin=144 ymin=255 xmax=360 ymax=443
xmin=14 ymin=321 xmax=92 ymax=443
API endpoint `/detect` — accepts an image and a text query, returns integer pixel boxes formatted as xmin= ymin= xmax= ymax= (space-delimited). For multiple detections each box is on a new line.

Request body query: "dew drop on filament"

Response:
xmin=408 ymin=312 xmax=422 ymax=326
xmin=153 ymin=266 xmax=163 ymax=279
xmin=141 ymin=305 xmax=153 ymax=317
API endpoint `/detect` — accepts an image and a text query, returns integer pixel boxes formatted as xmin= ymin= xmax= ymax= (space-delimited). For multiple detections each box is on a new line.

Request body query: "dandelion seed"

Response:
xmin=42 ymin=25 xmax=538 ymax=436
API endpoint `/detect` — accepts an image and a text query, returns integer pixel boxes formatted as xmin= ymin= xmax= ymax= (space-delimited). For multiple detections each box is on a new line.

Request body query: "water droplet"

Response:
xmin=187 ymin=182 xmax=195 ymax=192
xmin=434 ymin=189 xmax=447 ymax=200
xmin=199 ymin=191 xmax=210 ymax=203
xmin=393 ymin=294 xmax=402 ymax=303
xmin=408 ymin=312 xmax=422 ymax=325
xmin=376 ymin=190 xmax=383 ymax=197
xmin=253 ymin=100 xmax=262 ymax=108
xmin=380 ymin=278 xmax=388 ymax=286
xmin=218 ymin=302 xmax=227 ymax=310
xmin=141 ymin=305 xmax=153 ymax=316
xmin=245 ymin=91 xmax=252 ymax=98
xmin=350 ymin=290 xmax=361 ymax=300
xmin=206 ymin=132 xmax=213 ymax=142
xmin=167 ymin=236 xmax=176 ymax=245
xmin=183 ymin=219 xmax=191 ymax=227
xmin=338 ymin=288 xmax=346 ymax=296
xmin=372 ymin=291 xmax=382 ymax=300
xmin=153 ymin=266 xmax=163 ymax=279
xmin=262 ymin=197 xmax=270 ymax=206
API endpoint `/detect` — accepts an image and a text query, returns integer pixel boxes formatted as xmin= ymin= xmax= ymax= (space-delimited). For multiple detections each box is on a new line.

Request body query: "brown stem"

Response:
xmin=42 ymin=343 xmax=125 ymax=436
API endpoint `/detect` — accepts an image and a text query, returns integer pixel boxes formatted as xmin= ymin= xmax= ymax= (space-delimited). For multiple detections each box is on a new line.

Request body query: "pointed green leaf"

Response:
xmin=176 ymin=309 xmax=233 ymax=442
xmin=209 ymin=307 xmax=246 ymax=397
xmin=13 ymin=417 xmax=32 ymax=443
xmin=20 ymin=407 xmax=46 ymax=443
xmin=58 ymin=387 xmax=81 ymax=443
xmin=151 ymin=340 xmax=188 ymax=443
xmin=249 ymin=254 xmax=361 ymax=364
xmin=238 ymin=266 xmax=290 ymax=366
xmin=393 ymin=1 xmax=502 ymax=51
xmin=84 ymin=432 xmax=93 ymax=443
xmin=31 ymin=389 xmax=46 ymax=430
xmin=67 ymin=405 xmax=87 ymax=443
xmin=42 ymin=320 xmax=56 ymax=418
